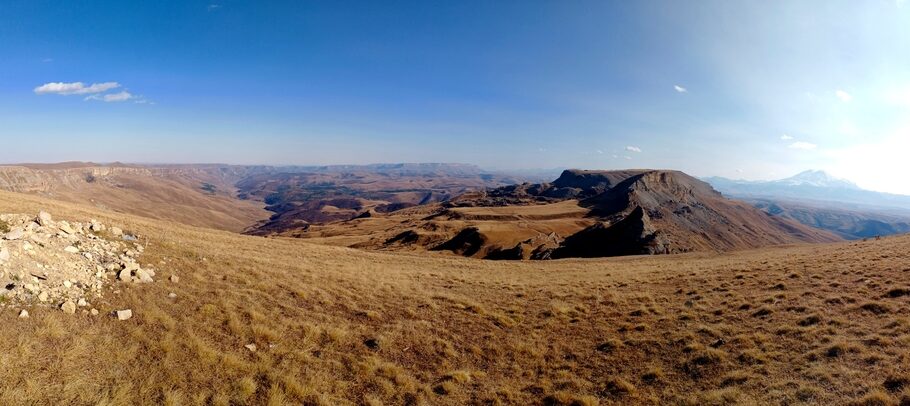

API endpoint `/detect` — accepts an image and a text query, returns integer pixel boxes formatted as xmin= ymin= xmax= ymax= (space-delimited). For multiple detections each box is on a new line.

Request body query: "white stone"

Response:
xmin=135 ymin=269 xmax=154 ymax=283
xmin=170 ymin=274 xmax=180 ymax=283
xmin=5 ymin=228 xmax=24 ymax=240
xmin=18 ymin=309 xmax=28 ymax=318
xmin=111 ymin=227 xmax=123 ymax=237
xmin=58 ymin=222 xmax=76 ymax=235
xmin=77 ymin=298 xmax=87 ymax=307
xmin=37 ymin=211 xmax=53 ymax=226
xmin=244 ymin=343 xmax=257 ymax=352
xmin=116 ymin=309 xmax=132 ymax=320
xmin=64 ymin=246 xmax=79 ymax=254
xmin=37 ymin=291 xmax=48 ymax=302
xmin=61 ymin=300 xmax=76 ymax=314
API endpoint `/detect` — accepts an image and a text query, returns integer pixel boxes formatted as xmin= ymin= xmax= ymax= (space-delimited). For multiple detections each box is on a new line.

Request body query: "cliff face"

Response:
xmin=0 ymin=165 xmax=270 ymax=232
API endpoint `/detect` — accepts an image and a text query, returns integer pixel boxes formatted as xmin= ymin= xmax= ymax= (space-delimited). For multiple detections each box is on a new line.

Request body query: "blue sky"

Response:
xmin=2 ymin=1 xmax=910 ymax=193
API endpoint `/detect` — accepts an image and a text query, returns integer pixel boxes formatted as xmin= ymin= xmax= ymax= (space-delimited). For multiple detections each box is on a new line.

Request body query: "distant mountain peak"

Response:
xmin=779 ymin=170 xmax=859 ymax=189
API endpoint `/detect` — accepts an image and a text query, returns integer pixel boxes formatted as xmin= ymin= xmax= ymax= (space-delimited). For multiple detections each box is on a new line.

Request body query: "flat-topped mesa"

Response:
xmin=550 ymin=169 xmax=649 ymax=192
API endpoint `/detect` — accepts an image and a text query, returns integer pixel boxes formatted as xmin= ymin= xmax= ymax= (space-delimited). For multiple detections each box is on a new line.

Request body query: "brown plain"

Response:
xmin=2 ymin=189 xmax=910 ymax=405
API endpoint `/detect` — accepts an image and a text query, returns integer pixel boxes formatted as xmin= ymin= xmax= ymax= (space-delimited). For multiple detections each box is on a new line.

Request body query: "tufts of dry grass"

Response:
xmin=0 ymin=189 xmax=909 ymax=404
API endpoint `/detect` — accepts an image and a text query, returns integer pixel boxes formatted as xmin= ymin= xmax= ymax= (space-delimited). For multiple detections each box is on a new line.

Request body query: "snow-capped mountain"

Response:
xmin=776 ymin=170 xmax=859 ymax=189
xmin=703 ymin=170 xmax=910 ymax=211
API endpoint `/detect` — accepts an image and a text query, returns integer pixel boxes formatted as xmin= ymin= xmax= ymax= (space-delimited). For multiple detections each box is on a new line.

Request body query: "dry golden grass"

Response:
xmin=1 ymin=189 xmax=909 ymax=405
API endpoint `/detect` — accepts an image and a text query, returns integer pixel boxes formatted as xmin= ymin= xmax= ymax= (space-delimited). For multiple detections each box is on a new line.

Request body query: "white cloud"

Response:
xmin=625 ymin=146 xmax=642 ymax=153
xmin=34 ymin=82 xmax=120 ymax=95
xmin=674 ymin=85 xmax=687 ymax=93
xmin=596 ymin=149 xmax=604 ymax=154
xmin=85 ymin=91 xmax=135 ymax=102
xmin=208 ymin=4 xmax=221 ymax=11
xmin=836 ymin=90 xmax=852 ymax=102
xmin=780 ymin=134 xmax=794 ymax=140
xmin=623 ymin=155 xmax=633 ymax=160
xmin=789 ymin=141 xmax=818 ymax=150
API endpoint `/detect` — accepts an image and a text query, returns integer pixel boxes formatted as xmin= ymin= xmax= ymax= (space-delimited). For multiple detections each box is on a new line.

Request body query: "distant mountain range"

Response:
xmin=704 ymin=170 xmax=910 ymax=213
xmin=704 ymin=170 xmax=910 ymax=239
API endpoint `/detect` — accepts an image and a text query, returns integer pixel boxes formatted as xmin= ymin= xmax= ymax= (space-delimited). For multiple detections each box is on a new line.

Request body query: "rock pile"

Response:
xmin=0 ymin=211 xmax=155 ymax=314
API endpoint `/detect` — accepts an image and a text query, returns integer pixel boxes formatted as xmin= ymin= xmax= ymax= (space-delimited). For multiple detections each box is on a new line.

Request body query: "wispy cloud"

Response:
xmin=625 ymin=146 xmax=642 ymax=153
xmin=85 ymin=91 xmax=135 ymax=103
xmin=780 ymin=134 xmax=794 ymax=140
xmin=789 ymin=141 xmax=818 ymax=150
xmin=34 ymin=81 xmax=121 ymax=95
xmin=674 ymin=85 xmax=687 ymax=93
xmin=835 ymin=89 xmax=852 ymax=102
xmin=207 ymin=4 xmax=221 ymax=11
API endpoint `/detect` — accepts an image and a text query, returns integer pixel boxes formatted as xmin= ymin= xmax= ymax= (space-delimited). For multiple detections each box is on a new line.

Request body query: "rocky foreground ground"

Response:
xmin=0 ymin=211 xmax=160 ymax=319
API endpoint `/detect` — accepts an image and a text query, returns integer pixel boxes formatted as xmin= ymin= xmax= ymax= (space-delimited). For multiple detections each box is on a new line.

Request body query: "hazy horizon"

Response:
xmin=3 ymin=1 xmax=910 ymax=193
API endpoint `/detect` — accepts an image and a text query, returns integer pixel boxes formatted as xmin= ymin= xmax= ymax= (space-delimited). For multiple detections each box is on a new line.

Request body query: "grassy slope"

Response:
xmin=0 ymin=190 xmax=908 ymax=405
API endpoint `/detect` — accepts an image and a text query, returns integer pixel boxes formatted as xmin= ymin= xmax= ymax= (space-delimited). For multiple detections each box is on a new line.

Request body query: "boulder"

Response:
xmin=58 ymin=221 xmax=76 ymax=235
xmin=135 ymin=269 xmax=154 ymax=283
xmin=37 ymin=211 xmax=53 ymax=226
xmin=5 ymin=228 xmax=24 ymax=240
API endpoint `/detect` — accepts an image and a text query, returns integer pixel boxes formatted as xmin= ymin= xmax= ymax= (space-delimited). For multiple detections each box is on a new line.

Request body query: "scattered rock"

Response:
xmin=168 ymin=292 xmax=177 ymax=299
xmin=37 ymin=211 xmax=53 ymax=226
xmin=57 ymin=222 xmax=76 ymax=235
xmin=18 ymin=309 xmax=29 ymax=318
xmin=90 ymin=308 xmax=99 ymax=316
xmin=169 ymin=274 xmax=180 ymax=283
xmin=134 ymin=269 xmax=154 ymax=283
xmin=244 ymin=343 xmax=257 ymax=352
xmin=116 ymin=309 xmax=133 ymax=320
xmin=5 ymin=228 xmax=24 ymax=240
xmin=111 ymin=227 xmax=123 ymax=237
xmin=0 ymin=212 xmax=158 ymax=313
xmin=61 ymin=300 xmax=76 ymax=314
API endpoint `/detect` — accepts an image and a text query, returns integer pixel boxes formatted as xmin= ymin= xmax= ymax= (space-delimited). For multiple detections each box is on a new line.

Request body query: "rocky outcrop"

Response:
xmin=0 ymin=211 xmax=158 ymax=315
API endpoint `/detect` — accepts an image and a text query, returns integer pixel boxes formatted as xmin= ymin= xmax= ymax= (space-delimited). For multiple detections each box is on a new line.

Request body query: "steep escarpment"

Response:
xmin=447 ymin=169 xmax=648 ymax=207
xmin=543 ymin=171 xmax=840 ymax=257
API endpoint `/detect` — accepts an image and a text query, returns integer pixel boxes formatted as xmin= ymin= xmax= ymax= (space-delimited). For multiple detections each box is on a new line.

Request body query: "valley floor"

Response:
xmin=0 ymin=190 xmax=908 ymax=405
